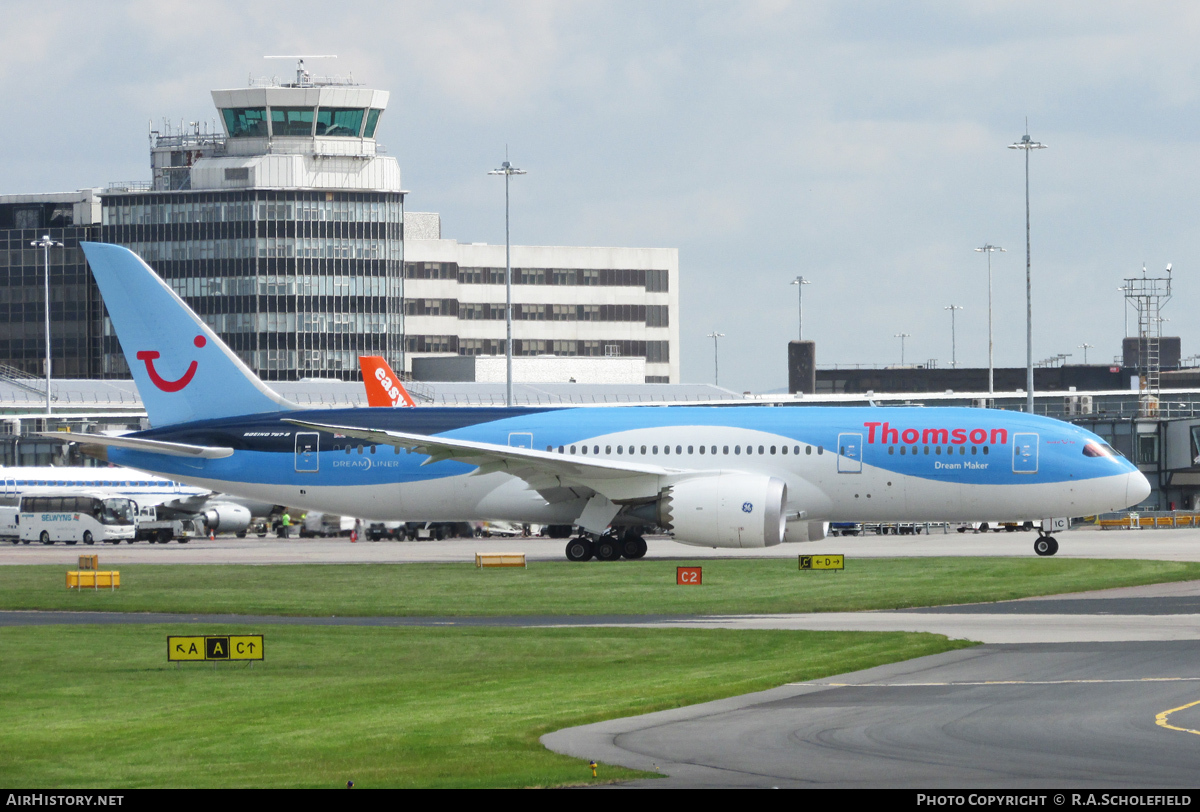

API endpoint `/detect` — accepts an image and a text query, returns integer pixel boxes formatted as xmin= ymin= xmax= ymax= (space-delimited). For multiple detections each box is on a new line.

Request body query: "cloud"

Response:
xmin=5 ymin=1 xmax=1200 ymax=391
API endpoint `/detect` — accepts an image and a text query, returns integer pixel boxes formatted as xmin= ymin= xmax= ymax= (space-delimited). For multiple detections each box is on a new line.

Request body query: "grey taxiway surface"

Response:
xmin=8 ymin=529 xmax=1200 ymax=786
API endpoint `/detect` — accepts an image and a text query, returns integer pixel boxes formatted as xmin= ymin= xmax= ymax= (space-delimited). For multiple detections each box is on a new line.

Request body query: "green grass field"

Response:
xmin=6 ymin=557 xmax=1198 ymax=787
xmin=0 ymin=624 xmax=971 ymax=788
xmin=3 ymin=558 xmax=1199 ymax=617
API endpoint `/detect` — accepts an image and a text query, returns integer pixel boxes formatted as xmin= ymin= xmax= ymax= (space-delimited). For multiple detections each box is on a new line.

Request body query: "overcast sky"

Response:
xmin=3 ymin=1 xmax=1199 ymax=392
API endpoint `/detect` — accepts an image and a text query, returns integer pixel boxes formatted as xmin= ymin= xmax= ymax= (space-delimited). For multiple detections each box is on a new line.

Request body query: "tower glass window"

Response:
xmin=270 ymin=108 xmax=315 ymax=137
xmin=315 ymin=108 xmax=365 ymax=137
xmin=221 ymin=108 xmax=268 ymax=138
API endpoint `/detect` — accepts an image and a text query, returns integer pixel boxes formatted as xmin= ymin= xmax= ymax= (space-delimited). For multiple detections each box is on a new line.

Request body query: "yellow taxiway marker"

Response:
xmin=1156 ymin=699 xmax=1200 ymax=736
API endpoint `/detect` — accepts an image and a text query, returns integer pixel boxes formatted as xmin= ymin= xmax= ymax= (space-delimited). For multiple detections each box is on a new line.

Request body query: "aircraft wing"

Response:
xmin=36 ymin=431 xmax=234 ymax=459
xmin=284 ymin=418 xmax=692 ymax=502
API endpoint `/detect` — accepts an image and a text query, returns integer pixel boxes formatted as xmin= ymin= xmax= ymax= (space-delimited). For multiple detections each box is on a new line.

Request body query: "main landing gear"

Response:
xmin=1034 ymin=534 xmax=1059 ymax=556
xmin=564 ymin=531 xmax=648 ymax=562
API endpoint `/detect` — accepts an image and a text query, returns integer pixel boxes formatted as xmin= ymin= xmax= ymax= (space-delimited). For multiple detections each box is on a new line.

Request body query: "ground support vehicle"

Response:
xmin=0 ymin=506 xmax=18 ymax=542
xmin=134 ymin=504 xmax=202 ymax=543
xmin=366 ymin=521 xmax=404 ymax=541
xmin=299 ymin=512 xmax=355 ymax=538
xmin=18 ymin=493 xmax=137 ymax=545
xmin=955 ymin=521 xmax=1036 ymax=534
xmin=829 ymin=522 xmax=862 ymax=537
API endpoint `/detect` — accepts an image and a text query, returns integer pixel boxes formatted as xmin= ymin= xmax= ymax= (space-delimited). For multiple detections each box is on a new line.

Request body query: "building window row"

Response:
xmin=199 ymin=312 xmax=395 ymax=335
xmin=166 ymin=275 xmax=400 ymax=298
xmin=406 ymin=336 xmax=669 ymax=362
xmin=408 ymin=263 xmax=669 ymax=291
xmin=103 ymin=198 xmax=400 ymax=226
xmin=0 ymin=247 xmax=88 ymax=268
xmin=120 ymin=237 xmax=400 ymax=262
xmin=406 ymin=300 xmax=668 ymax=326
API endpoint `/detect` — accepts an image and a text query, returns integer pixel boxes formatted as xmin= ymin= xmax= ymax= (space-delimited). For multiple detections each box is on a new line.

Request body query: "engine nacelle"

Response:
xmin=202 ymin=504 xmax=252 ymax=534
xmin=662 ymin=473 xmax=788 ymax=548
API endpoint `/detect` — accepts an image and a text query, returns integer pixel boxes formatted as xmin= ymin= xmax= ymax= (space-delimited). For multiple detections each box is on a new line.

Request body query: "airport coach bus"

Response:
xmin=17 ymin=493 xmax=138 ymax=545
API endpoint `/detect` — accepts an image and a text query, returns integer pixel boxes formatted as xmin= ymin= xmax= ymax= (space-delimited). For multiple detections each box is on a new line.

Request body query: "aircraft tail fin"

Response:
xmin=358 ymin=355 xmax=416 ymax=407
xmin=81 ymin=242 xmax=298 ymax=427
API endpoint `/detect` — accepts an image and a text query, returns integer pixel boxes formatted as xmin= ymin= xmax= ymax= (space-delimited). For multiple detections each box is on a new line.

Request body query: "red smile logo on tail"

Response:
xmin=137 ymin=335 xmax=206 ymax=392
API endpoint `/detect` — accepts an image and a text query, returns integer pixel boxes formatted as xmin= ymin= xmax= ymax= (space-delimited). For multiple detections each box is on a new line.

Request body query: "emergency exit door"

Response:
xmin=837 ymin=433 xmax=863 ymax=473
xmin=1012 ymin=433 xmax=1038 ymax=474
xmin=295 ymin=432 xmax=319 ymax=473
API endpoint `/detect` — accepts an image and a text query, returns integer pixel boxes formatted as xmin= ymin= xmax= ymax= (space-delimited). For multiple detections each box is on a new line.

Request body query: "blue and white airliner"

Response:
xmin=47 ymin=243 xmax=1150 ymax=561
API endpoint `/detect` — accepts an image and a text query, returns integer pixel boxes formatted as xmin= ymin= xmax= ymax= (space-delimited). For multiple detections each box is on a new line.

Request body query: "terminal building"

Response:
xmin=0 ymin=64 xmax=679 ymax=384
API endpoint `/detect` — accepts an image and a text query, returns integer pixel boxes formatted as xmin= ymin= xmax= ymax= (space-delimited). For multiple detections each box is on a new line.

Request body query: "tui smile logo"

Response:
xmin=136 ymin=335 xmax=206 ymax=392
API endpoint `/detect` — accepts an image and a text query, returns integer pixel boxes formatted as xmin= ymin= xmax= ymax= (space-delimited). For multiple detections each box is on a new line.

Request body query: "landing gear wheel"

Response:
xmin=620 ymin=534 xmax=648 ymax=559
xmin=565 ymin=537 xmax=594 ymax=562
xmin=40 ymin=531 xmax=51 ymax=545
xmin=594 ymin=538 xmax=621 ymax=561
xmin=83 ymin=531 xmax=94 ymax=545
xmin=1034 ymin=536 xmax=1059 ymax=556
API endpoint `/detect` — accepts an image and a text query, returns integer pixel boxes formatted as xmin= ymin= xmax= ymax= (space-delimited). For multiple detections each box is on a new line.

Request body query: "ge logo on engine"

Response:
xmin=742 ymin=502 xmax=753 ymax=513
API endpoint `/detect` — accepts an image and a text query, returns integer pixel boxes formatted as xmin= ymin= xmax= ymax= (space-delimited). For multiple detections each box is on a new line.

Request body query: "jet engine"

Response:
xmin=637 ymin=473 xmax=788 ymax=548
xmin=202 ymin=504 xmax=252 ymax=534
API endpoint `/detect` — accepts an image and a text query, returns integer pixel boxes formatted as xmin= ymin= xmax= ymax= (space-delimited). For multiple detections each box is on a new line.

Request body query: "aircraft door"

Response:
xmin=508 ymin=433 xmax=533 ymax=449
xmin=837 ymin=432 xmax=863 ymax=473
xmin=295 ymin=432 xmax=319 ymax=473
xmin=1012 ymin=433 xmax=1038 ymax=474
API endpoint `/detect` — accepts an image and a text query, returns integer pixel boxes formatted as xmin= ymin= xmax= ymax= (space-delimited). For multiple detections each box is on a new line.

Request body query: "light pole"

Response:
xmin=1078 ymin=343 xmax=1094 ymax=364
xmin=975 ymin=244 xmax=1005 ymax=397
xmin=1009 ymin=127 xmax=1047 ymax=414
xmin=32 ymin=235 xmax=62 ymax=416
xmin=488 ymin=158 xmax=526 ymax=407
xmin=707 ymin=331 xmax=725 ymax=386
xmin=894 ymin=333 xmax=911 ymax=366
xmin=944 ymin=304 xmax=963 ymax=369
xmin=790 ymin=276 xmax=811 ymax=341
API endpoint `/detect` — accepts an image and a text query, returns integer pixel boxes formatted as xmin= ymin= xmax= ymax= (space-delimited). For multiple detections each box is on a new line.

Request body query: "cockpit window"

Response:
xmin=1083 ymin=441 xmax=1121 ymax=459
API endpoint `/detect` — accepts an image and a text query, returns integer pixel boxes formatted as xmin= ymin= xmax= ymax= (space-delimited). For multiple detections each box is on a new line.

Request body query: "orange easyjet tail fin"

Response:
xmin=358 ymin=356 xmax=417 ymax=407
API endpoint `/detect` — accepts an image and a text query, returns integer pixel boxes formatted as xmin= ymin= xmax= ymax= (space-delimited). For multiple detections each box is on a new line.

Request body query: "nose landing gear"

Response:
xmin=1034 ymin=535 xmax=1059 ymax=556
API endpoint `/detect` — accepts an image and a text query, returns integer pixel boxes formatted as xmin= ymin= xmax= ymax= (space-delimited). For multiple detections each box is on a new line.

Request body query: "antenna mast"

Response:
xmin=263 ymin=55 xmax=337 ymax=87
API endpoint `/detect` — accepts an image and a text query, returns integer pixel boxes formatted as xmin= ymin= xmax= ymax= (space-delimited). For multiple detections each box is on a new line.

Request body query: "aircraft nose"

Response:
xmin=1127 ymin=471 xmax=1151 ymax=507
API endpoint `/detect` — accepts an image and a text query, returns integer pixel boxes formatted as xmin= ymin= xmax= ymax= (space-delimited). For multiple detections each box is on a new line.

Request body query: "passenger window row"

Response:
xmin=546 ymin=443 xmax=825 ymax=457
xmin=331 ymin=444 xmax=399 ymax=455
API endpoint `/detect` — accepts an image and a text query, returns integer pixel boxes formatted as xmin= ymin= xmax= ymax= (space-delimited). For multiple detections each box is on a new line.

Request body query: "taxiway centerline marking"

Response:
xmin=801 ymin=676 xmax=1200 ymax=687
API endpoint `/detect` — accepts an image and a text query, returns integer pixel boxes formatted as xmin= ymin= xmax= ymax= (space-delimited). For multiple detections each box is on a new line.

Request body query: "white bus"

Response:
xmin=18 ymin=493 xmax=138 ymax=545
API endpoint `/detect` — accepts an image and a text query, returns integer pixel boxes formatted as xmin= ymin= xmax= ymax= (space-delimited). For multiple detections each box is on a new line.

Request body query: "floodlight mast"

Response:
xmin=894 ymin=333 xmax=911 ymax=366
xmin=944 ymin=304 xmax=963 ymax=369
xmin=1009 ymin=127 xmax=1047 ymax=414
xmin=790 ymin=276 xmax=812 ymax=341
xmin=31 ymin=235 xmax=62 ymax=416
xmin=975 ymin=244 xmax=1005 ymax=398
xmin=488 ymin=158 xmax=527 ymax=407
xmin=707 ymin=332 xmax=725 ymax=386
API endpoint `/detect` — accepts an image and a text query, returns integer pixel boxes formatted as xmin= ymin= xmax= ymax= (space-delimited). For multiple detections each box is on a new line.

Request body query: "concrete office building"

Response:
xmin=0 ymin=65 xmax=680 ymax=384
xmin=404 ymin=213 xmax=678 ymax=383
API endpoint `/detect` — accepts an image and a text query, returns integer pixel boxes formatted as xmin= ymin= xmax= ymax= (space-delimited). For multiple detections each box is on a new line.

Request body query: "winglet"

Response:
xmin=81 ymin=242 xmax=297 ymax=427
xmin=359 ymin=355 xmax=416 ymax=407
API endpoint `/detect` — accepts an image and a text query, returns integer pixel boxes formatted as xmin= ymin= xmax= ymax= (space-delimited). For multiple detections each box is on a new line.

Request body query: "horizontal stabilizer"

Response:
xmin=36 ymin=431 xmax=234 ymax=459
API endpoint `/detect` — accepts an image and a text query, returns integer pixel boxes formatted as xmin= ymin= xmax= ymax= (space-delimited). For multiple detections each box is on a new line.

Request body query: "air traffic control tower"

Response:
xmin=101 ymin=61 xmax=404 ymax=381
